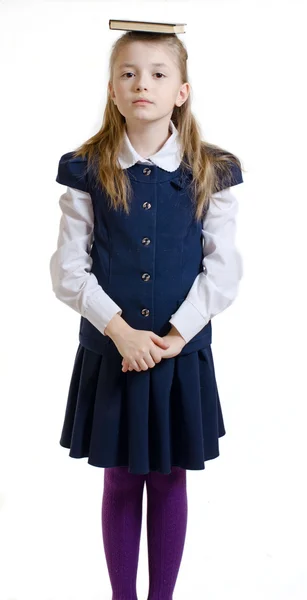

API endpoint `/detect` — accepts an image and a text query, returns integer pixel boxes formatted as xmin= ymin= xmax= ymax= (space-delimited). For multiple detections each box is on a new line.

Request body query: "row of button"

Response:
xmin=142 ymin=168 xmax=152 ymax=316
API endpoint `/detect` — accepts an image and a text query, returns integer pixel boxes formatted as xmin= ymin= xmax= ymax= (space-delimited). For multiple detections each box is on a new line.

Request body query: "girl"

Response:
xmin=50 ymin=28 xmax=244 ymax=600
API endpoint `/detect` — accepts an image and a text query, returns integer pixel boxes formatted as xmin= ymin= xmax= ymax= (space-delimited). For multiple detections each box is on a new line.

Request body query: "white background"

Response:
xmin=0 ymin=1 xmax=306 ymax=599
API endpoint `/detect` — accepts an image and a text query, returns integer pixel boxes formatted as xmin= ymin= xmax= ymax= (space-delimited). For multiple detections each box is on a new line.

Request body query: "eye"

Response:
xmin=122 ymin=72 xmax=166 ymax=78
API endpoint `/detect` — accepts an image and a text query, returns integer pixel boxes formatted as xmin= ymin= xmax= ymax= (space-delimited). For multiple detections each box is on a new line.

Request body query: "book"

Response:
xmin=109 ymin=19 xmax=186 ymax=34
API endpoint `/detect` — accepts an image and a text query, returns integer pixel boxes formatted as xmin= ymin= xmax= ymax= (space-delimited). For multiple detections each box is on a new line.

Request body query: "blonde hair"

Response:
xmin=72 ymin=31 xmax=245 ymax=222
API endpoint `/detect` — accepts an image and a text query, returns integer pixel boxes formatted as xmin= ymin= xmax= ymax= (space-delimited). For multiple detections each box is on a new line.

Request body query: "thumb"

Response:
xmin=151 ymin=334 xmax=170 ymax=348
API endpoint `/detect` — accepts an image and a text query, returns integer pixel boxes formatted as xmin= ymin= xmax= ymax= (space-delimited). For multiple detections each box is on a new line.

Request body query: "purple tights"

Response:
xmin=101 ymin=466 xmax=188 ymax=600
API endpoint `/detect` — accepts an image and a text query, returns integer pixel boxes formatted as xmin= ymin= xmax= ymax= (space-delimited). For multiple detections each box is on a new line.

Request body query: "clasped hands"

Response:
xmin=104 ymin=313 xmax=187 ymax=373
xmin=113 ymin=325 xmax=186 ymax=373
xmin=121 ymin=326 xmax=186 ymax=373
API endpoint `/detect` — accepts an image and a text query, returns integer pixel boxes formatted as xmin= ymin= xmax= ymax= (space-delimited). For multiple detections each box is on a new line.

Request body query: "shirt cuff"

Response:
xmin=169 ymin=299 xmax=209 ymax=344
xmin=84 ymin=289 xmax=123 ymax=336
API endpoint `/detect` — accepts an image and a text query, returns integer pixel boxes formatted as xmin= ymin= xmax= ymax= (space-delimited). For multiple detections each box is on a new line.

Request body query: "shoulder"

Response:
xmin=56 ymin=151 xmax=89 ymax=192
xmin=226 ymin=154 xmax=243 ymax=187
xmin=209 ymin=147 xmax=244 ymax=191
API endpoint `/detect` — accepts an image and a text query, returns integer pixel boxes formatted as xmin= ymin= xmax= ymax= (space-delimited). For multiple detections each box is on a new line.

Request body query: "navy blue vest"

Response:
xmin=56 ymin=153 xmax=243 ymax=356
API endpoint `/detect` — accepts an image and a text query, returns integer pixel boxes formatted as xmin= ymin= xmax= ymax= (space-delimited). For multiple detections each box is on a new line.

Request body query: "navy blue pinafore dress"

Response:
xmin=55 ymin=152 xmax=242 ymax=474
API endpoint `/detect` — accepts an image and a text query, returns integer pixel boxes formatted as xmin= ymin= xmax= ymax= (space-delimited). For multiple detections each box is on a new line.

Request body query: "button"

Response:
xmin=142 ymin=201 xmax=151 ymax=210
xmin=143 ymin=167 xmax=151 ymax=176
xmin=141 ymin=308 xmax=150 ymax=316
xmin=141 ymin=273 xmax=150 ymax=281
xmin=142 ymin=237 xmax=151 ymax=245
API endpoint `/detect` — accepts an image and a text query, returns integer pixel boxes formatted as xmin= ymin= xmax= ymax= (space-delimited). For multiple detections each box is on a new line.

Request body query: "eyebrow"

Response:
xmin=117 ymin=62 xmax=170 ymax=69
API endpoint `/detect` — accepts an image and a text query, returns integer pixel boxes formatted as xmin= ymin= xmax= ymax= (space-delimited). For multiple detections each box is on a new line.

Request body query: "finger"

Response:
xmin=132 ymin=360 xmax=141 ymax=371
xmin=122 ymin=359 xmax=133 ymax=372
xmin=125 ymin=362 xmax=134 ymax=372
xmin=145 ymin=352 xmax=156 ymax=368
xmin=138 ymin=358 xmax=149 ymax=371
xmin=151 ymin=334 xmax=170 ymax=348
xmin=151 ymin=349 xmax=164 ymax=363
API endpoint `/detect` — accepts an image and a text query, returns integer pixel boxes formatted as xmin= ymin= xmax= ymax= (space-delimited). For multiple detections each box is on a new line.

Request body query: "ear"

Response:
xmin=108 ymin=81 xmax=115 ymax=102
xmin=176 ymin=82 xmax=190 ymax=107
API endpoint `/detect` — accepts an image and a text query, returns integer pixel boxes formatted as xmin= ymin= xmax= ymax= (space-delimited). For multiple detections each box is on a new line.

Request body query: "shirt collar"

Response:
xmin=117 ymin=119 xmax=183 ymax=173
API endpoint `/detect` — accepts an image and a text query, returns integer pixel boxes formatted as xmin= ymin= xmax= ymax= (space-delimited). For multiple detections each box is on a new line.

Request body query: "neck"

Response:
xmin=125 ymin=118 xmax=172 ymax=158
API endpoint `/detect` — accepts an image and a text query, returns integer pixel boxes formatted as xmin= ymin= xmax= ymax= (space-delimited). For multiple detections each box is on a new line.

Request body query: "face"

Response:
xmin=109 ymin=41 xmax=189 ymax=125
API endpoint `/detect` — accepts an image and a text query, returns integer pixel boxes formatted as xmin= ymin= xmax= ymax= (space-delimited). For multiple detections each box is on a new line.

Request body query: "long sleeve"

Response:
xmin=169 ymin=185 xmax=243 ymax=343
xmin=49 ymin=186 xmax=122 ymax=335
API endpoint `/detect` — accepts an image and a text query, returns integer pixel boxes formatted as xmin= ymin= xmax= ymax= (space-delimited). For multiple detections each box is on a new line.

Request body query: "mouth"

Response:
xmin=133 ymin=100 xmax=153 ymax=104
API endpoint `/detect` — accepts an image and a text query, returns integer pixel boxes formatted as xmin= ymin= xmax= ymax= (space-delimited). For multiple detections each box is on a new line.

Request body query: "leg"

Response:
xmin=101 ymin=466 xmax=146 ymax=600
xmin=146 ymin=467 xmax=188 ymax=600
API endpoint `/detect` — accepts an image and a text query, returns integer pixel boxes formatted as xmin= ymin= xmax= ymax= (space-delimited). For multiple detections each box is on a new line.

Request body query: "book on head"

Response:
xmin=109 ymin=19 xmax=186 ymax=34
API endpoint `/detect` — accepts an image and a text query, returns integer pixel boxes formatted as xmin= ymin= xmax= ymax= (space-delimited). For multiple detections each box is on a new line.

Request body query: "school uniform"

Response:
xmin=50 ymin=119 xmax=243 ymax=474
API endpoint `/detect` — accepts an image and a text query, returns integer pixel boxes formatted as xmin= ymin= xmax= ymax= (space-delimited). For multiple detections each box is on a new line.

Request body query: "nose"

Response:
xmin=135 ymin=74 xmax=150 ymax=90
xmin=136 ymin=81 xmax=147 ymax=90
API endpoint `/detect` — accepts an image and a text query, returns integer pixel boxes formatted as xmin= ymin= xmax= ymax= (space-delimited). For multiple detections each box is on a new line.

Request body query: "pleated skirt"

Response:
xmin=59 ymin=340 xmax=226 ymax=475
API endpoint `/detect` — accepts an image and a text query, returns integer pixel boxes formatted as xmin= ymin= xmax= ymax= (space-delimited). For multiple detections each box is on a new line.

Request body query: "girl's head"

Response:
xmin=108 ymin=36 xmax=190 ymax=131
xmin=73 ymin=32 xmax=243 ymax=220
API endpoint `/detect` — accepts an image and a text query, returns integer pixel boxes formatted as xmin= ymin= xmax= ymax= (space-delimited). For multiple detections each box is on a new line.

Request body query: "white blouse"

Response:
xmin=50 ymin=121 xmax=243 ymax=344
